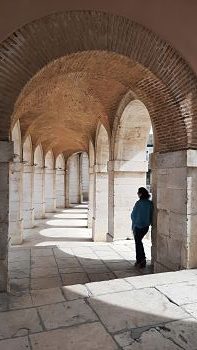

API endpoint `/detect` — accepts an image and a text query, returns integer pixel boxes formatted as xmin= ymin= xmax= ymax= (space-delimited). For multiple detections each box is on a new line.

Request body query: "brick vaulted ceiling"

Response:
xmin=0 ymin=11 xmax=197 ymax=157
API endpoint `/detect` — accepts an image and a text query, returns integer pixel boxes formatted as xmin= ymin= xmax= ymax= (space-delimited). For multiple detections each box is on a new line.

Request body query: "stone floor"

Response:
xmin=3 ymin=205 xmax=197 ymax=349
xmin=8 ymin=205 xmax=152 ymax=292
xmin=1 ymin=269 xmax=197 ymax=349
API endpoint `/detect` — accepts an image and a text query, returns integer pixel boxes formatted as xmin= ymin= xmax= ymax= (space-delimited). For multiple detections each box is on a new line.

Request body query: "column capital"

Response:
xmin=107 ymin=160 xmax=148 ymax=172
xmin=93 ymin=164 xmax=108 ymax=173
xmin=0 ymin=141 xmax=13 ymax=162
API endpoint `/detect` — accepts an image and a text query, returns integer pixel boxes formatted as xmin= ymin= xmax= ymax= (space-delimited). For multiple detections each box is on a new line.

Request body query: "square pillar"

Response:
xmin=23 ymin=164 xmax=34 ymax=228
xmin=108 ymin=160 xmax=148 ymax=241
xmin=0 ymin=141 xmax=13 ymax=292
xmin=33 ymin=166 xmax=45 ymax=219
xmin=92 ymin=165 xmax=108 ymax=242
xmin=151 ymin=150 xmax=197 ymax=272
xmin=9 ymin=162 xmax=23 ymax=244
xmin=56 ymin=169 xmax=65 ymax=208
xmin=88 ymin=167 xmax=94 ymax=228
xmin=45 ymin=168 xmax=56 ymax=212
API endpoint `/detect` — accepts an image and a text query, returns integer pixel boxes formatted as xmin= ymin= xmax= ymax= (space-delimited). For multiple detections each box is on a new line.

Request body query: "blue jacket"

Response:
xmin=131 ymin=199 xmax=153 ymax=231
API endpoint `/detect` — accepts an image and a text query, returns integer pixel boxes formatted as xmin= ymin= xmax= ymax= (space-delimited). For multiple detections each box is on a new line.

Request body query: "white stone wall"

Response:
xmin=151 ymin=150 xmax=197 ymax=272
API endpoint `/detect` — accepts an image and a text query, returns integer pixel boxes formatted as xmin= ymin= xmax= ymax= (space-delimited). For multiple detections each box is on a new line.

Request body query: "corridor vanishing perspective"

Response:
xmin=1 ymin=2 xmax=197 ymax=349
xmin=9 ymin=205 xmax=152 ymax=292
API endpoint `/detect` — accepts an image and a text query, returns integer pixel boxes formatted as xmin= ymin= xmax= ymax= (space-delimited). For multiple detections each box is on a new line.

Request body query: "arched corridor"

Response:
xmin=1 ymin=4 xmax=197 ymax=348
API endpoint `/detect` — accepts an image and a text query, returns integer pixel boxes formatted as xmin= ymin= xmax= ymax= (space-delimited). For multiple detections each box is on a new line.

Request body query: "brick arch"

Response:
xmin=0 ymin=11 xmax=196 ymax=153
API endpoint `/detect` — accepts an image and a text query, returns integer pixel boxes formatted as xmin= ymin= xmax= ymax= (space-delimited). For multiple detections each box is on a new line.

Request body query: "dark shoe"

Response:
xmin=139 ymin=259 xmax=146 ymax=268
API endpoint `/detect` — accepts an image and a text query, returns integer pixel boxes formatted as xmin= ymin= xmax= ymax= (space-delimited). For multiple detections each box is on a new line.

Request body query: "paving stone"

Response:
xmin=113 ymin=270 xmax=142 ymax=278
xmin=61 ymin=272 xmax=89 ymax=285
xmin=38 ymin=299 xmax=98 ymax=330
xmin=86 ymin=279 xmax=133 ymax=296
xmin=182 ymin=303 xmax=197 ymax=319
xmin=125 ymin=270 xmax=197 ymax=289
xmin=9 ymin=268 xmax=30 ymax=279
xmin=53 ymin=247 xmax=74 ymax=258
xmin=157 ymin=280 xmax=197 ymax=305
xmin=31 ymin=267 xmax=59 ymax=278
xmin=56 ymin=258 xmax=81 ymax=268
xmin=9 ymin=293 xmax=33 ymax=310
xmin=31 ymin=248 xmax=53 ymax=257
xmin=122 ymin=328 xmax=180 ymax=350
xmin=31 ymin=256 xmax=57 ymax=268
xmin=30 ymin=322 xmax=118 ymax=350
xmin=78 ymin=258 xmax=105 ymax=266
xmin=88 ymin=288 xmax=188 ymax=333
xmin=10 ymin=278 xmax=30 ymax=292
xmin=0 ymin=337 xmax=30 ymax=350
xmin=62 ymin=284 xmax=91 ymax=300
xmin=31 ymin=287 xmax=64 ymax=306
xmin=9 ymin=250 xmax=30 ymax=262
xmin=156 ymin=317 xmax=197 ymax=350
xmin=105 ymin=262 xmax=132 ymax=271
xmin=84 ymin=265 xmax=110 ymax=273
xmin=0 ymin=293 xmax=9 ymax=311
xmin=9 ymin=261 xmax=30 ymax=271
xmin=88 ymin=272 xmax=115 ymax=282
xmin=114 ymin=330 xmax=135 ymax=347
xmin=0 ymin=308 xmax=42 ymax=339
xmin=59 ymin=266 xmax=84 ymax=274
xmin=31 ymin=276 xmax=62 ymax=290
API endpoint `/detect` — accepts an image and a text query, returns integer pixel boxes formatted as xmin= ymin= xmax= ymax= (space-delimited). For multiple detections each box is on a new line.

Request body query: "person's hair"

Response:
xmin=138 ymin=187 xmax=150 ymax=199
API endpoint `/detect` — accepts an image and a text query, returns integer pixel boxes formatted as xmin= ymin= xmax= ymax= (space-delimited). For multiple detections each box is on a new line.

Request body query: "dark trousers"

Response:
xmin=133 ymin=226 xmax=149 ymax=263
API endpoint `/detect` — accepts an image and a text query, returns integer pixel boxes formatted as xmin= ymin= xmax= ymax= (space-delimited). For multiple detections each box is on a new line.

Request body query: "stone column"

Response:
xmin=151 ymin=150 xmax=197 ymax=272
xmin=23 ymin=164 xmax=34 ymax=228
xmin=0 ymin=141 xmax=13 ymax=292
xmin=68 ymin=154 xmax=80 ymax=205
xmin=44 ymin=168 xmax=56 ymax=212
xmin=80 ymin=153 xmax=89 ymax=203
xmin=92 ymin=165 xmax=108 ymax=241
xmin=108 ymin=160 xmax=148 ymax=241
xmin=56 ymin=168 xmax=65 ymax=208
xmin=9 ymin=162 xmax=23 ymax=244
xmin=88 ymin=167 xmax=94 ymax=228
xmin=33 ymin=165 xmax=45 ymax=219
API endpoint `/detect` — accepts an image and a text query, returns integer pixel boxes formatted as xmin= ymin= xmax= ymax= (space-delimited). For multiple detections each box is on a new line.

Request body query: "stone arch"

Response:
xmin=113 ymin=99 xmax=151 ymax=163
xmin=23 ymin=135 xmax=32 ymax=164
xmin=11 ymin=121 xmax=22 ymax=162
xmin=45 ymin=150 xmax=54 ymax=169
xmin=93 ymin=123 xmax=109 ymax=241
xmin=108 ymin=98 xmax=152 ymax=240
xmin=95 ymin=123 xmax=110 ymax=171
xmin=34 ymin=144 xmax=44 ymax=167
xmin=55 ymin=154 xmax=65 ymax=170
xmin=0 ymin=11 xmax=196 ymax=154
